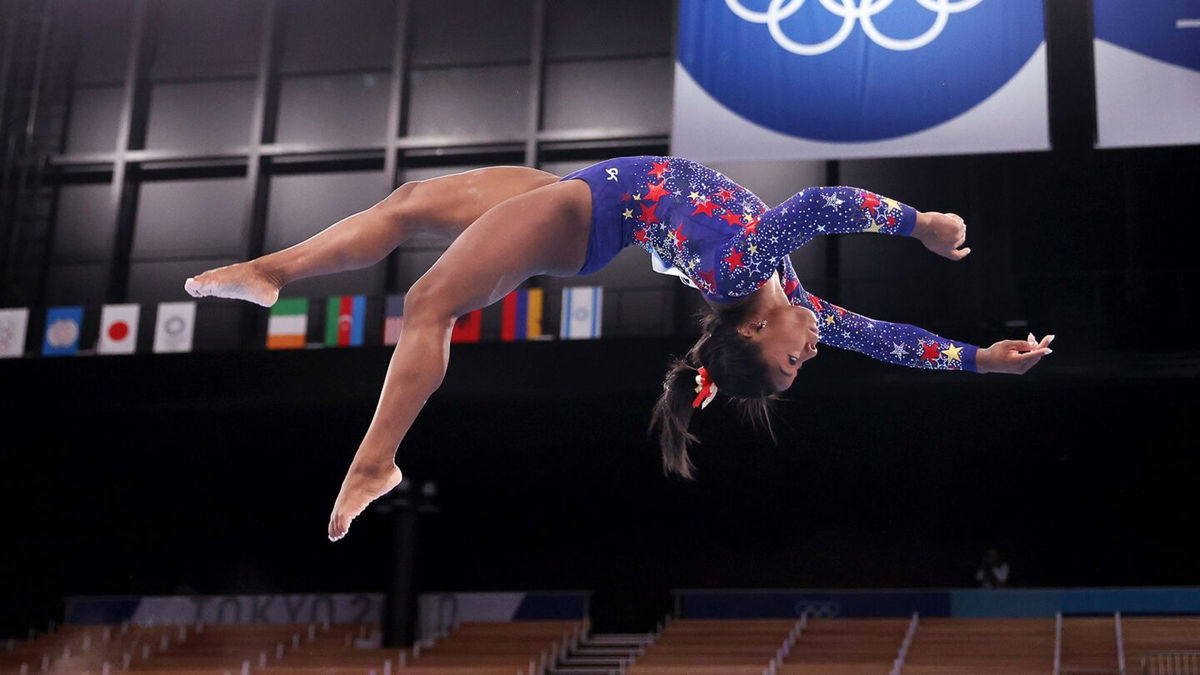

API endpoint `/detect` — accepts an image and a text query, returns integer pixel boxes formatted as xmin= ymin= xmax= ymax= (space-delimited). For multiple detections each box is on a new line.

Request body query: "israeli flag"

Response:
xmin=560 ymin=286 xmax=603 ymax=340
xmin=673 ymin=0 xmax=1050 ymax=160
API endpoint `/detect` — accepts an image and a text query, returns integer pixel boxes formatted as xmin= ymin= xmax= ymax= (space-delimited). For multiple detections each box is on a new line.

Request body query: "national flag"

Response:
xmin=98 ymin=303 xmax=140 ymax=355
xmin=383 ymin=294 xmax=405 ymax=346
xmin=43 ymin=306 xmax=83 ymax=356
xmin=153 ymin=301 xmax=196 ymax=353
xmin=324 ymin=295 xmax=366 ymax=347
xmin=267 ymin=297 xmax=309 ymax=350
xmin=0 ymin=308 xmax=30 ymax=358
xmin=501 ymin=289 xmax=546 ymax=341
xmin=560 ymin=286 xmax=602 ymax=340
xmin=450 ymin=310 xmax=482 ymax=343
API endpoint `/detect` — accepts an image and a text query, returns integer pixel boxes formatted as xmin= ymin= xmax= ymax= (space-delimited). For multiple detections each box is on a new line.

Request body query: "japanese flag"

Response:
xmin=153 ymin=301 xmax=196 ymax=353
xmin=98 ymin=303 xmax=140 ymax=354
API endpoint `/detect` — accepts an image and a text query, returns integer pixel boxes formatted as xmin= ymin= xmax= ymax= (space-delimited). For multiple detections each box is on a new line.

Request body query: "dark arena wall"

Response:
xmin=1 ymin=335 xmax=1196 ymax=634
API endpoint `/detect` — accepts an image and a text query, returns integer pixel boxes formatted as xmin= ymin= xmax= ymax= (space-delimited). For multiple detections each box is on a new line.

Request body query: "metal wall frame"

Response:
xmin=39 ymin=0 xmax=672 ymax=288
xmin=2 ymin=0 xmax=675 ymax=346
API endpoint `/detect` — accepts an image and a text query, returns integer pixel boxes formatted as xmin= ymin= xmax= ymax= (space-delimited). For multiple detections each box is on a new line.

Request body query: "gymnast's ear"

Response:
xmin=736 ymin=319 xmax=764 ymax=339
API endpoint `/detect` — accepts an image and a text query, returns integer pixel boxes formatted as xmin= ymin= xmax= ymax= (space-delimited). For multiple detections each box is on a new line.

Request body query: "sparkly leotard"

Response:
xmin=560 ymin=156 xmax=978 ymax=372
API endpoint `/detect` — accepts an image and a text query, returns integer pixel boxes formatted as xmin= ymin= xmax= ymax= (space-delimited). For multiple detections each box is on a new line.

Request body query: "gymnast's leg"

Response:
xmin=327 ymin=179 xmax=592 ymax=540
xmin=183 ymin=166 xmax=559 ymax=306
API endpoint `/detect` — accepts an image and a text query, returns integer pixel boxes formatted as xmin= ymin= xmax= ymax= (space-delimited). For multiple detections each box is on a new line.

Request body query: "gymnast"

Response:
xmin=184 ymin=156 xmax=1054 ymax=541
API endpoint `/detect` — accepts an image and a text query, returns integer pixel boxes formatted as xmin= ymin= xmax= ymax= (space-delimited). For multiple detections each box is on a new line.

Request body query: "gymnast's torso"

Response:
xmin=560 ymin=156 xmax=979 ymax=372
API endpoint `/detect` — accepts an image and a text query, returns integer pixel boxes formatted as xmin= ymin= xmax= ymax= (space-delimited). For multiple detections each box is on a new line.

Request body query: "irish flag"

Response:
xmin=267 ymin=298 xmax=308 ymax=350
xmin=325 ymin=295 xmax=366 ymax=347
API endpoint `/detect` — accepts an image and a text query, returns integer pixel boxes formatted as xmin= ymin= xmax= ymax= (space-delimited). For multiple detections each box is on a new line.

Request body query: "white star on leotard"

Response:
xmin=891 ymin=343 xmax=908 ymax=358
xmin=821 ymin=193 xmax=845 ymax=210
xmin=816 ymin=225 xmax=826 ymax=232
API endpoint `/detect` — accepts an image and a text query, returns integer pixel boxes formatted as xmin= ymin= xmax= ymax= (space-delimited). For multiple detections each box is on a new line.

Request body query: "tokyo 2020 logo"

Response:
xmin=678 ymin=0 xmax=1044 ymax=141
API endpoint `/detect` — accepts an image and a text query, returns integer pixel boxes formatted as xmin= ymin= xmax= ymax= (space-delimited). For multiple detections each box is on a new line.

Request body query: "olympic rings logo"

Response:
xmin=724 ymin=0 xmax=984 ymax=55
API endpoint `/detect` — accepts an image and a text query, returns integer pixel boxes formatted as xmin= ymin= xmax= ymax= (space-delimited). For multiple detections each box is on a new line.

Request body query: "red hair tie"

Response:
xmin=692 ymin=366 xmax=718 ymax=409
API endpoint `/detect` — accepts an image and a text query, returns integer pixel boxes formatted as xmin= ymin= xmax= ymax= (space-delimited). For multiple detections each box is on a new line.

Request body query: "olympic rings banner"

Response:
xmin=672 ymin=0 xmax=1050 ymax=160
xmin=1093 ymin=0 xmax=1200 ymax=149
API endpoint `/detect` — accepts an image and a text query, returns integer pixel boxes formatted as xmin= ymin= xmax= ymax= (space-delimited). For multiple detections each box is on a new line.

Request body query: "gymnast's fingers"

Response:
xmin=1014 ymin=348 xmax=1052 ymax=367
xmin=949 ymin=247 xmax=971 ymax=261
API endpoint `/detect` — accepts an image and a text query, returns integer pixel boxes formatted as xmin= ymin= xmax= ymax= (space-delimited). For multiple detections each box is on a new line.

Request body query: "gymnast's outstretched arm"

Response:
xmin=756 ymin=186 xmax=971 ymax=260
xmin=794 ymin=290 xmax=1052 ymax=374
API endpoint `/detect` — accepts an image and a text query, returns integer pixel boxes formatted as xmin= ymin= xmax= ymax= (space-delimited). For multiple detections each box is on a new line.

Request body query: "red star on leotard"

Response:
xmin=740 ymin=218 xmax=759 ymax=236
xmin=692 ymin=200 xmax=717 ymax=217
xmin=719 ymin=212 xmax=742 ymax=227
xmin=634 ymin=228 xmax=649 ymax=243
xmin=807 ymin=293 xmax=824 ymax=312
xmin=920 ymin=342 xmax=942 ymax=363
xmin=649 ymin=160 xmax=672 ymax=179
xmin=784 ymin=279 xmax=800 ymax=297
xmin=724 ymin=249 xmax=744 ymax=270
xmin=645 ymin=180 xmax=670 ymax=202
xmin=695 ymin=268 xmax=716 ymax=291
xmin=830 ymin=304 xmax=847 ymax=317
xmin=638 ymin=202 xmax=659 ymax=224
xmin=886 ymin=215 xmax=897 ymax=227
xmin=672 ymin=224 xmax=688 ymax=249
xmin=859 ymin=191 xmax=881 ymax=214
xmin=713 ymin=188 xmax=735 ymax=202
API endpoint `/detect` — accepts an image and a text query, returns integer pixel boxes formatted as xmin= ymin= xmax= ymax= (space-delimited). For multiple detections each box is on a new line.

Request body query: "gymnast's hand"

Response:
xmin=915 ymin=211 xmax=970 ymax=261
xmin=976 ymin=333 xmax=1054 ymax=374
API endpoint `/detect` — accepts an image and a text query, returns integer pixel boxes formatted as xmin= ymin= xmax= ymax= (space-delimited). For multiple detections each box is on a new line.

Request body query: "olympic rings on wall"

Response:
xmin=723 ymin=0 xmax=985 ymax=55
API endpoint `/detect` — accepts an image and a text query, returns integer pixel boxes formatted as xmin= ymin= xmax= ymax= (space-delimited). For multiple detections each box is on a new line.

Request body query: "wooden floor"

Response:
xmin=2 ymin=615 xmax=1198 ymax=675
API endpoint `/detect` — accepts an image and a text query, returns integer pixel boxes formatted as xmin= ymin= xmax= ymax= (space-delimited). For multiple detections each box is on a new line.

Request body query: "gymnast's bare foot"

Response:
xmin=184 ymin=261 xmax=281 ymax=308
xmin=328 ymin=461 xmax=403 ymax=542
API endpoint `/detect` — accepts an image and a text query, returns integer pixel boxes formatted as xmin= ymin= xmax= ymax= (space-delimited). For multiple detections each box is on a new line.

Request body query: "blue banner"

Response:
xmin=1094 ymin=0 xmax=1200 ymax=148
xmin=673 ymin=0 xmax=1049 ymax=160
xmin=676 ymin=588 xmax=1200 ymax=619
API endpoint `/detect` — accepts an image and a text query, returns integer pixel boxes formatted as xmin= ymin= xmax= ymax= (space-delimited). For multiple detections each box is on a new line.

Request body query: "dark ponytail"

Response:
xmin=649 ymin=304 xmax=781 ymax=479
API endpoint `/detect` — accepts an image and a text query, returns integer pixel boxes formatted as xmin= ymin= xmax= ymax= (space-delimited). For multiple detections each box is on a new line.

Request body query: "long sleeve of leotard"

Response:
xmin=791 ymin=287 xmax=979 ymax=372
xmin=756 ymin=186 xmax=919 ymax=249
xmin=708 ymin=186 xmax=918 ymax=302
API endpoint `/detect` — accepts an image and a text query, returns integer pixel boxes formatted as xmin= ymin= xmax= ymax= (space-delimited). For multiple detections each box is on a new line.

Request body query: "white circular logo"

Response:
xmin=47 ymin=318 xmax=79 ymax=348
xmin=164 ymin=316 xmax=186 ymax=336
xmin=724 ymin=0 xmax=984 ymax=55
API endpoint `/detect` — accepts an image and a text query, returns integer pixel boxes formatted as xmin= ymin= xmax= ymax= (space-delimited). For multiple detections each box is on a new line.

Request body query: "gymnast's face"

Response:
xmin=740 ymin=305 xmax=820 ymax=391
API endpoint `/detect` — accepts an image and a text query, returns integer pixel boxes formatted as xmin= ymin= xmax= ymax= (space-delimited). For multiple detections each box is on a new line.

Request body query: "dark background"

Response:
xmin=2 ymin=0 xmax=1199 ymax=638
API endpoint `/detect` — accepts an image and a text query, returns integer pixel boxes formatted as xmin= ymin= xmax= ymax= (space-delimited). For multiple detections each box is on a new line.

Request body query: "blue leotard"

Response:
xmin=560 ymin=156 xmax=979 ymax=372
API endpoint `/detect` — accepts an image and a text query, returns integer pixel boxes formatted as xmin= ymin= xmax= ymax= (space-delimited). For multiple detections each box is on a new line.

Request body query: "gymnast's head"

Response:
xmin=649 ymin=302 xmax=820 ymax=479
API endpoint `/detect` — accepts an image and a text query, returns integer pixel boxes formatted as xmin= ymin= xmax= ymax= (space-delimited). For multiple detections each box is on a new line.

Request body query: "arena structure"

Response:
xmin=1 ymin=0 xmax=1197 ymax=673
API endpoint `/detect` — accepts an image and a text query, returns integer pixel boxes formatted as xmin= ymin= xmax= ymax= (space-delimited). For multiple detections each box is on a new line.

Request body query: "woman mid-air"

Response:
xmin=184 ymin=156 xmax=1054 ymax=541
